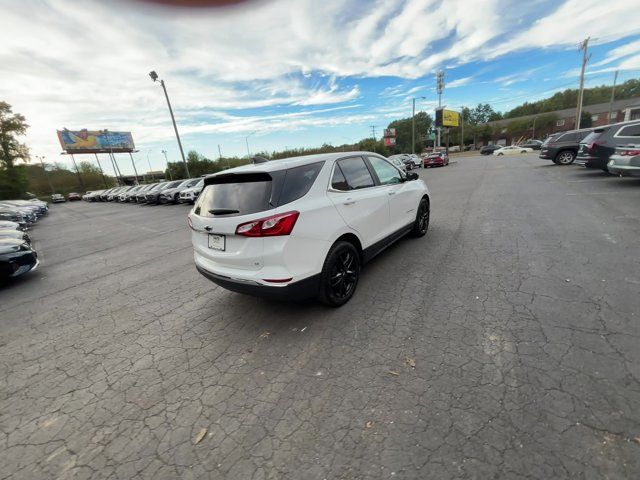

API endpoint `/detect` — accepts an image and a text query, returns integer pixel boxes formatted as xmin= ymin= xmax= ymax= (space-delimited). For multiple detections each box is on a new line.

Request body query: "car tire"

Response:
xmin=410 ymin=197 xmax=430 ymax=237
xmin=521 ymin=150 xmax=527 ymax=154
xmin=497 ymin=153 xmax=503 ymax=156
xmin=317 ymin=241 xmax=360 ymax=307
xmin=555 ymin=150 xmax=575 ymax=165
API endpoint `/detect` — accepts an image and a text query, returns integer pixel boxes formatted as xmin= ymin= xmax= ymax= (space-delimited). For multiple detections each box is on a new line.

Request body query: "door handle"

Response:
xmin=388 ymin=190 xmax=396 ymax=195
xmin=204 ymin=226 xmax=212 ymax=231
xmin=343 ymin=198 xmax=356 ymax=205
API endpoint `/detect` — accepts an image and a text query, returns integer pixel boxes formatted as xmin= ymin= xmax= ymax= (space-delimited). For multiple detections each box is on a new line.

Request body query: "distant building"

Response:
xmin=483 ymin=97 xmax=640 ymax=145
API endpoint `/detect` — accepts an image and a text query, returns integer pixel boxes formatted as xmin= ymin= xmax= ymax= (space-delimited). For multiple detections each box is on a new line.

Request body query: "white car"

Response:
xmin=179 ymin=178 xmax=205 ymax=204
xmin=387 ymin=156 xmax=407 ymax=172
xmin=493 ymin=146 xmax=533 ymax=156
xmin=189 ymin=152 xmax=431 ymax=306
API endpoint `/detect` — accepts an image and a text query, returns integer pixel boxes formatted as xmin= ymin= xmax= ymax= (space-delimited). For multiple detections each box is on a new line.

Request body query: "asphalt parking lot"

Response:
xmin=1 ymin=152 xmax=639 ymax=479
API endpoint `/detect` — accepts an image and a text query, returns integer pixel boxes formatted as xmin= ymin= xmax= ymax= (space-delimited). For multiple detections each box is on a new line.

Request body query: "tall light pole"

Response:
xmin=608 ymin=70 xmax=619 ymax=125
xmin=531 ymin=115 xmax=538 ymax=140
xmin=412 ymin=96 xmax=426 ymax=154
xmin=575 ymin=38 xmax=590 ymax=130
xmin=149 ymin=71 xmax=190 ymax=178
xmin=245 ymin=131 xmax=256 ymax=157
xmin=436 ymin=71 xmax=445 ymax=147
xmin=146 ymin=151 xmax=155 ymax=181
xmin=35 ymin=155 xmax=55 ymax=194
xmin=161 ymin=150 xmax=172 ymax=180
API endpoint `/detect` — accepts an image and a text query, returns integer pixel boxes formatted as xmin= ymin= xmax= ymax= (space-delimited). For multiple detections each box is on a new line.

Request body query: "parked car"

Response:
xmin=0 ymin=238 xmax=38 ymax=281
xmin=0 ymin=209 xmax=28 ymax=228
xmin=106 ymin=186 xmax=130 ymax=201
xmin=539 ymin=128 xmax=592 ymax=165
xmin=152 ymin=179 xmax=189 ymax=204
xmin=136 ymin=183 xmax=162 ymax=203
xmin=607 ymin=144 xmax=640 ymax=177
xmin=51 ymin=194 xmax=66 ymax=203
xmin=119 ymin=185 xmax=142 ymax=202
xmin=0 ymin=229 xmax=31 ymax=244
xmin=493 ymin=146 xmax=533 ymax=156
xmin=480 ymin=145 xmax=502 ymax=155
xmin=388 ymin=153 xmax=421 ymax=170
xmin=448 ymin=145 xmax=460 ymax=153
xmin=576 ymin=120 xmax=640 ymax=171
xmin=387 ymin=156 xmax=407 ymax=172
xmin=68 ymin=192 xmax=82 ymax=201
xmin=83 ymin=190 xmax=104 ymax=201
xmin=519 ymin=139 xmax=543 ymax=150
xmin=0 ymin=220 xmax=24 ymax=231
xmin=143 ymin=182 xmax=171 ymax=205
xmin=423 ymin=151 xmax=449 ymax=167
xmin=179 ymin=178 xmax=205 ymax=204
xmin=188 ymin=152 xmax=430 ymax=307
xmin=0 ymin=203 xmax=37 ymax=224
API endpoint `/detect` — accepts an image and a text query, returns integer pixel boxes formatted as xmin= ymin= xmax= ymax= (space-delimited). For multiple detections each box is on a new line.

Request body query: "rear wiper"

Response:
xmin=208 ymin=208 xmax=240 ymax=215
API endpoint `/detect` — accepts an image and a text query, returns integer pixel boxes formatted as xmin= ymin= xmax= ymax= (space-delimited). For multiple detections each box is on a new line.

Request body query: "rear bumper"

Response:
xmin=607 ymin=162 xmax=640 ymax=177
xmin=196 ymin=264 xmax=320 ymax=300
xmin=575 ymin=155 xmax=604 ymax=168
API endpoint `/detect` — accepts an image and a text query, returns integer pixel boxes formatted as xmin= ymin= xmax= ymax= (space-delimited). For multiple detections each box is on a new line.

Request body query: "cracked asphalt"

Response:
xmin=1 ymin=152 xmax=639 ymax=479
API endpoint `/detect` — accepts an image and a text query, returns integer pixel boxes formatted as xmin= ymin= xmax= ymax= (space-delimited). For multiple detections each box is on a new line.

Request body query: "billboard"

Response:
xmin=384 ymin=137 xmax=396 ymax=147
xmin=383 ymin=128 xmax=396 ymax=138
xmin=435 ymin=109 xmax=460 ymax=128
xmin=57 ymin=129 xmax=135 ymax=154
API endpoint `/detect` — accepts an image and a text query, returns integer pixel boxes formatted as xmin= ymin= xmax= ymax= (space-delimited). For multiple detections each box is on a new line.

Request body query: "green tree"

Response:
xmin=580 ymin=111 xmax=592 ymax=128
xmin=0 ymin=101 xmax=30 ymax=199
xmin=386 ymin=111 xmax=433 ymax=153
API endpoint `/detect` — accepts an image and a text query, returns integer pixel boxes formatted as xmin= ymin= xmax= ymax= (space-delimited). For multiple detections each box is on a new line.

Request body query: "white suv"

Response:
xmin=188 ymin=152 xmax=430 ymax=306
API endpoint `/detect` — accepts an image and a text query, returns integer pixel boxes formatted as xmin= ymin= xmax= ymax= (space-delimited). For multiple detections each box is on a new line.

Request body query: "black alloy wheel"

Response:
xmin=318 ymin=241 xmax=360 ymax=307
xmin=411 ymin=197 xmax=430 ymax=237
xmin=555 ymin=150 xmax=575 ymax=165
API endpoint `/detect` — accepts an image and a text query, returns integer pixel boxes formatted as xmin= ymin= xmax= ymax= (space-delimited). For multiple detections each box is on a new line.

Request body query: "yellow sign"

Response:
xmin=442 ymin=109 xmax=460 ymax=127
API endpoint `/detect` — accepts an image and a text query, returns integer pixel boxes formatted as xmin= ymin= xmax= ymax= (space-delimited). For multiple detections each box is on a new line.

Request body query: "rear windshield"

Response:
xmin=195 ymin=173 xmax=272 ymax=217
xmin=195 ymin=162 xmax=323 ymax=217
xmin=581 ymin=129 xmax=607 ymax=144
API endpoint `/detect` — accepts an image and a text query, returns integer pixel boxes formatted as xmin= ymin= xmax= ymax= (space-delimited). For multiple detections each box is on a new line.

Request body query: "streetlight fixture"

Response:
xmin=161 ymin=150 xmax=173 ymax=180
xmin=412 ymin=96 xmax=426 ymax=154
xmin=149 ymin=71 xmax=190 ymax=178
xmin=245 ymin=131 xmax=256 ymax=157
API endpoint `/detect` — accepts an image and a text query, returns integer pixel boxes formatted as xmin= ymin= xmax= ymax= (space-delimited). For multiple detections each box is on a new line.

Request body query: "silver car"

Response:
xmin=608 ymin=144 xmax=640 ymax=177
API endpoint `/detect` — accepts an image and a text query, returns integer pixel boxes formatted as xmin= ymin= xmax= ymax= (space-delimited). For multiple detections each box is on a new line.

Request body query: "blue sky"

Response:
xmin=1 ymin=0 xmax=639 ymax=175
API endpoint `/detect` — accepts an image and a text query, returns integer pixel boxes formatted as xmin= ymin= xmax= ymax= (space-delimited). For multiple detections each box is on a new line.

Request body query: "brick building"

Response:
xmin=484 ymin=97 xmax=640 ymax=145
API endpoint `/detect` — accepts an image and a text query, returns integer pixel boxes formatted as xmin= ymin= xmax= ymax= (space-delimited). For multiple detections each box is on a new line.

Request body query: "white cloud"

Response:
xmin=0 ymin=0 xmax=638 ymax=166
xmin=591 ymin=40 xmax=640 ymax=67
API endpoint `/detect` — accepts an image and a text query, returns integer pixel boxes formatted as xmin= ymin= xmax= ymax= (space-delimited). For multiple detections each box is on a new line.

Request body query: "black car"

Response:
xmin=144 ymin=182 xmax=170 ymax=205
xmin=519 ymin=139 xmax=543 ymax=150
xmin=0 ymin=208 xmax=29 ymax=227
xmin=480 ymin=145 xmax=502 ymax=155
xmin=576 ymin=120 xmax=640 ymax=171
xmin=539 ymin=128 xmax=592 ymax=165
xmin=0 ymin=237 xmax=38 ymax=281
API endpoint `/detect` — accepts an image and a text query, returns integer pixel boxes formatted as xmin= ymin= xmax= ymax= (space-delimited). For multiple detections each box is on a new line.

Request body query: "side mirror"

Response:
xmin=406 ymin=172 xmax=419 ymax=181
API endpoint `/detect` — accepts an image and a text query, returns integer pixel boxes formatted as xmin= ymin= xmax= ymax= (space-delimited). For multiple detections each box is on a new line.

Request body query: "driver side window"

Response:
xmin=367 ymin=156 xmax=402 ymax=185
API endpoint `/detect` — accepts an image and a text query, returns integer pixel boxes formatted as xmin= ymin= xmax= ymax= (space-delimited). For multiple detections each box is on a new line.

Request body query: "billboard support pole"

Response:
xmin=107 ymin=152 xmax=119 ymax=185
xmin=69 ymin=154 xmax=85 ymax=190
xmin=159 ymin=79 xmax=190 ymax=178
xmin=94 ymin=153 xmax=108 ymax=188
xmin=110 ymin=152 xmax=124 ymax=185
xmin=128 ymin=152 xmax=140 ymax=184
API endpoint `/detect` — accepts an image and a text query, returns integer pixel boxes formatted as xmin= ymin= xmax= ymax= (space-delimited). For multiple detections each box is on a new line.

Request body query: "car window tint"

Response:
xmin=195 ymin=175 xmax=272 ymax=217
xmin=336 ymin=157 xmax=375 ymax=190
xmin=331 ymin=165 xmax=349 ymax=191
xmin=277 ymin=162 xmax=323 ymax=206
xmin=368 ymin=157 xmax=401 ymax=185
xmin=582 ymin=130 xmax=606 ymax=144
xmin=617 ymin=124 xmax=640 ymax=137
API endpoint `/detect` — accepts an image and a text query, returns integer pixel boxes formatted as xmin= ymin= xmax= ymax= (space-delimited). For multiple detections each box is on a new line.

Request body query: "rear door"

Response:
xmin=366 ymin=155 xmax=416 ymax=231
xmin=326 ymin=156 xmax=390 ymax=247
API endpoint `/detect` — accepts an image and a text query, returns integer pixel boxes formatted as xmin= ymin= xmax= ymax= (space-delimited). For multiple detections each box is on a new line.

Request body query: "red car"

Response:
xmin=423 ymin=151 xmax=449 ymax=167
xmin=67 ymin=192 xmax=82 ymax=201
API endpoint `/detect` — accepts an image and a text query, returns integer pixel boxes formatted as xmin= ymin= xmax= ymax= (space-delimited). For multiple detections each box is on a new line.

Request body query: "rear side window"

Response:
xmin=616 ymin=124 xmax=640 ymax=137
xmin=582 ymin=129 xmax=607 ymax=144
xmin=331 ymin=167 xmax=349 ymax=191
xmin=276 ymin=162 xmax=323 ymax=206
xmin=578 ymin=130 xmax=591 ymax=140
xmin=335 ymin=157 xmax=375 ymax=190
xmin=557 ymin=133 xmax=577 ymax=142
xmin=195 ymin=173 xmax=272 ymax=217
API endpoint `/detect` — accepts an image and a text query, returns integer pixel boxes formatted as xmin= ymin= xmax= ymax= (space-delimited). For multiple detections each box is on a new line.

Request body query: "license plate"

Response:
xmin=208 ymin=234 xmax=225 ymax=251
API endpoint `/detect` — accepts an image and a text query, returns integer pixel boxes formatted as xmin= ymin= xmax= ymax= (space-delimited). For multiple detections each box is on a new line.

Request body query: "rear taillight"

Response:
xmin=620 ymin=150 xmax=640 ymax=156
xmin=236 ymin=211 xmax=299 ymax=237
xmin=586 ymin=140 xmax=603 ymax=154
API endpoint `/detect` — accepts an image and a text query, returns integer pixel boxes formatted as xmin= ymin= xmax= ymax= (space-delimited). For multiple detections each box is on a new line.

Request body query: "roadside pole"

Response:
xmin=129 ymin=152 xmax=140 ymax=184
xmin=575 ymin=37 xmax=590 ymax=130
xmin=436 ymin=71 xmax=444 ymax=147
xmin=69 ymin=153 xmax=85 ymax=190
xmin=94 ymin=153 xmax=108 ymax=188
xmin=36 ymin=155 xmax=55 ymax=195
xmin=607 ymin=70 xmax=619 ymax=125
xmin=412 ymin=98 xmax=416 ymax=154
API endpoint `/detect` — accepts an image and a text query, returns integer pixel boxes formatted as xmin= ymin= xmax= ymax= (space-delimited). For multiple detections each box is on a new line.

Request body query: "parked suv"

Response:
xmin=539 ymin=128 xmax=592 ymax=165
xmin=189 ymin=152 xmax=430 ymax=307
xmin=576 ymin=120 xmax=640 ymax=171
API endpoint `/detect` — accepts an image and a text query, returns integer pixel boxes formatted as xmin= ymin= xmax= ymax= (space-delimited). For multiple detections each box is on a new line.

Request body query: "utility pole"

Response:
xmin=575 ymin=37 xmax=591 ymax=130
xmin=370 ymin=125 xmax=376 ymax=139
xmin=162 ymin=150 xmax=172 ymax=180
xmin=436 ymin=71 xmax=444 ymax=147
xmin=146 ymin=151 xmax=155 ymax=181
xmin=218 ymin=144 xmax=222 ymax=159
xmin=607 ymin=70 xmax=619 ymax=125
xmin=532 ymin=116 xmax=538 ymax=140
xmin=35 ymin=156 xmax=55 ymax=194
xmin=93 ymin=153 xmax=108 ymax=188
xmin=149 ymin=71 xmax=190 ymax=178
xmin=69 ymin=153 xmax=85 ymax=190
xmin=128 ymin=152 xmax=140 ymax=184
